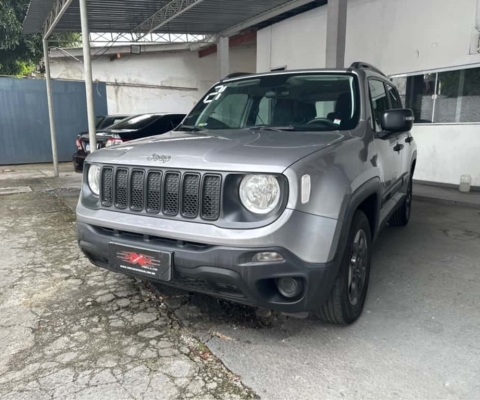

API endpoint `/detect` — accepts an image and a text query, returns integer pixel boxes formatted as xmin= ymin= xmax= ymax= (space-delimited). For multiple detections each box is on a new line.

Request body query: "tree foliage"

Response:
xmin=0 ymin=0 xmax=79 ymax=76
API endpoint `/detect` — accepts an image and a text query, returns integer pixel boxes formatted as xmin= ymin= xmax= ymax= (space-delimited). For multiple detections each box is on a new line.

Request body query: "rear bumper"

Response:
xmin=77 ymin=222 xmax=341 ymax=313
xmin=73 ymin=151 xmax=87 ymax=173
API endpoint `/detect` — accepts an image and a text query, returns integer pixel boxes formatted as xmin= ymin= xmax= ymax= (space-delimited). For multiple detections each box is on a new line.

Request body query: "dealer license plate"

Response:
xmin=108 ymin=243 xmax=172 ymax=281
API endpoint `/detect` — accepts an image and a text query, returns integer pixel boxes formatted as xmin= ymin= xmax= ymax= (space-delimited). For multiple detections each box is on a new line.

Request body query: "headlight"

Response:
xmin=87 ymin=164 xmax=101 ymax=196
xmin=239 ymin=174 xmax=280 ymax=214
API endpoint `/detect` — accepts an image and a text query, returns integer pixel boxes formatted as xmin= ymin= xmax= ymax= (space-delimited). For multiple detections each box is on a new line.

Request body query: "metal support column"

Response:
xmin=42 ymin=39 xmax=59 ymax=177
xmin=325 ymin=0 xmax=348 ymax=68
xmin=79 ymin=0 xmax=97 ymax=152
xmin=217 ymin=36 xmax=230 ymax=80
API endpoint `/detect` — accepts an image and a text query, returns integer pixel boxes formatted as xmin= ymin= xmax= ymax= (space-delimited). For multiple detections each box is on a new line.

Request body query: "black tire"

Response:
xmin=315 ymin=210 xmax=372 ymax=325
xmin=389 ymin=176 xmax=413 ymax=227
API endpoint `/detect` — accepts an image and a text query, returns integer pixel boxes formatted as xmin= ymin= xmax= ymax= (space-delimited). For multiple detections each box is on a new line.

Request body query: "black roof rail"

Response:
xmin=223 ymin=72 xmax=252 ymax=80
xmin=350 ymin=62 xmax=387 ymax=77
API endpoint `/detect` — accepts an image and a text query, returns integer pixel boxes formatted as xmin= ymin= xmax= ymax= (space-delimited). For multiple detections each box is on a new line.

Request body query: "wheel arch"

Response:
xmin=330 ymin=177 xmax=382 ymax=262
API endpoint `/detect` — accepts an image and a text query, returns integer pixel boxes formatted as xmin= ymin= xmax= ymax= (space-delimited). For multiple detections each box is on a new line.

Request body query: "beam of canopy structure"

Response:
xmin=22 ymin=0 xmax=346 ymax=176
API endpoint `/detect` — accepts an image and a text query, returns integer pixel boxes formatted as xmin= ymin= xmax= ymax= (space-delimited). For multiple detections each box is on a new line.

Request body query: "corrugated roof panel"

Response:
xmin=23 ymin=0 xmax=56 ymax=34
xmin=23 ymin=0 xmax=304 ymax=35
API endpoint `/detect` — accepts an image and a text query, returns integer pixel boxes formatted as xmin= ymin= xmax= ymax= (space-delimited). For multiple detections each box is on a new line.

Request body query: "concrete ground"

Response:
xmin=1 ymin=164 xmax=479 ymax=399
xmin=0 ymin=174 xmax=256 ymax=400
xmin=167 ymin=199 xmax=480 ymax=400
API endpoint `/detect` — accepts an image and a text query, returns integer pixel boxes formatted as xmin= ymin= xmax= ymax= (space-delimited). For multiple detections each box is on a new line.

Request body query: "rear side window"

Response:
xmin=315 ymin=100 xmax=335 ymax=118
xmin=387 ymin=85 xmax=403 ymax=109
xmin=369 ymin=80 xmax=389 ymax=131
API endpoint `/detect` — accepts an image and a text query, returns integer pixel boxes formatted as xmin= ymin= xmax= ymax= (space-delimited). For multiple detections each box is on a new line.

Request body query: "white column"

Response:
xmin=42 ymin=39 xmax=59 ymax=177
xmin=217 ymin=36 xmax=230 ymax=80
xmin=325 ymin=0 xmax=348 ymax=68
xmin=79 ymin=0 xmax=97 ymax=152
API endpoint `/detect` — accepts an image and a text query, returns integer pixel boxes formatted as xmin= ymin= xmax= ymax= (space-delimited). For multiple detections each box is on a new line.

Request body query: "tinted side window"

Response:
xmin=170 ymin=115 xmax=185 ymax=128
xmin=150 ymin=117 xmax=171 ymax=133
xmin=369 ymin=80 xmax=389 ymax=131
xmin=387 ymin=85 xmax=403 ymax=109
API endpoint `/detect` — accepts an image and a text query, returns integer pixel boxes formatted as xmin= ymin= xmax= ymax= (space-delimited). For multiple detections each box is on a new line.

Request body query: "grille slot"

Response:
xmin=101 ymin=167 xmax=222 ymax=221
xmin=115 ymin=169 xmax=128 ymax=208
xmin=163 ymin=172 xmax=180 ymax=215
xmin=182 ymin=174 xmax=200 ymax=218
xmin=147 ymin=172 xmax=162 ymax=213
xmin=130 ymin=170 xmax=145 ymax=211
xmin=202 ymin=175 xmax=221 ymax=220
xmin=101 ymin=167 xmax=113 ymax=206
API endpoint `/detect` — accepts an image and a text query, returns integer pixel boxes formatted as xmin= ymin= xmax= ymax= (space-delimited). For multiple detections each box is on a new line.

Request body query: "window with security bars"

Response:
xmin=391 ymin=66 xmax=480 ymax=124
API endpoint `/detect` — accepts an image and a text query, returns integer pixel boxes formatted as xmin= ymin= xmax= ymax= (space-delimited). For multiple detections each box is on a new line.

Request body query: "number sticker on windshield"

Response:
xmin=203 ymin=85 xmax=227 ymax=104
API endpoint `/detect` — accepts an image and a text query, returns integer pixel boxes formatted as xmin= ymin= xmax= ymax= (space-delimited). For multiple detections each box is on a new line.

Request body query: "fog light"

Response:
xmin=252 ymin=252 xmax=284 ymax=262
xmin=276 ymin=277 xmax=303 ymax=299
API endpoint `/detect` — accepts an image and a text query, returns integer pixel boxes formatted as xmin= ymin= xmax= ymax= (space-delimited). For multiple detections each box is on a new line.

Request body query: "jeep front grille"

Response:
xmin=146 ymin=172 xmax=162 ymax=213
xmin=182 ymin=174 xmax=200 ymax=218
xmin=164 ymin=172 xmax=180 ymax=216
xmin=100 ymin=166 xmax=222 ymax=221
xmin=202 ymin=174 xmax=222 ymax=220
xmin=115 ymin=169 xmax=128 ymax=209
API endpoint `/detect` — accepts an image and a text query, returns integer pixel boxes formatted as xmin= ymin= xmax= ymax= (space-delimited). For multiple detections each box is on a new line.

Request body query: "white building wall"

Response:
xmin=257 ymin=0 xmax=480 ymax=187
xmin=50 ymin=45 xmax=256 ymax=115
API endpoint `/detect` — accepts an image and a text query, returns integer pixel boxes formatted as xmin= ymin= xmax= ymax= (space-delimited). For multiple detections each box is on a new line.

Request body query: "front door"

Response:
xmin=368 ymin=79 xmax=403 ymax=208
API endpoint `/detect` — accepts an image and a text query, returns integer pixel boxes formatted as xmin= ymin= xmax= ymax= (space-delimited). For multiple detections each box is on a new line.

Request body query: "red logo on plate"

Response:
xmin=119 ymin=252 xmax=155 ymax=267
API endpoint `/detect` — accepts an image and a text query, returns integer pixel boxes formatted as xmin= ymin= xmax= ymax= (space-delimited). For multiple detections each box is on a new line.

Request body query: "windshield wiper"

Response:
xmin=177 ymin=125 xmax=205 ymax=132
xmin=248 ymin=125 xmax=295 ymax=132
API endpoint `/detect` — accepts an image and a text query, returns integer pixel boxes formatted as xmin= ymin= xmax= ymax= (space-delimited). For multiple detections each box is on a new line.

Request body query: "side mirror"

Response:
xmin=381 ymin=109 xmax=414 ymax=133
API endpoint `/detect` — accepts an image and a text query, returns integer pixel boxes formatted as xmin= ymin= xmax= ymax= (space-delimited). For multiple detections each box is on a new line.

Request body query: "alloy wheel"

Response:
xmin=348 ymin=229 xmax=368 ymax=306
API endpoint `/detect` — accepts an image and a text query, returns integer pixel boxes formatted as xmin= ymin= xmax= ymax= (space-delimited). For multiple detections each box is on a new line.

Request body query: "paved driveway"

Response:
xmin=1 ymin=169 xmax=479 ymax=399
xmin=0 ymin=177 xmax=255 ymax=400
xmin=154 ymin=200 xmax=480 ymax=400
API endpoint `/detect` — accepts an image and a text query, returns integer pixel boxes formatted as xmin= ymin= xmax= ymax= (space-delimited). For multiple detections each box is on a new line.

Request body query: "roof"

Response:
xmin=23 ymin=0 xmax=324 ymax=38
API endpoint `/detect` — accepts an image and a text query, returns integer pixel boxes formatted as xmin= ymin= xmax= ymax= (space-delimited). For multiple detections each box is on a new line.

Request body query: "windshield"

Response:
xmin=109 ymin=114 xmax=161 ymax=130
xmin=181 ymin=73 xmax=360 ymax=132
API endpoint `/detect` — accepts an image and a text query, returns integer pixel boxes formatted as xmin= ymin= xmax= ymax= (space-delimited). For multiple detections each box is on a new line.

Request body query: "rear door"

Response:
xmin=369 ymin=79 xmax=403 ymax=208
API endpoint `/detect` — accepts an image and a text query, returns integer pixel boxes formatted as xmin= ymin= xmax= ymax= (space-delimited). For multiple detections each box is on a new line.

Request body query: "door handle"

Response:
xmin=405 ymin=136 xmax=413 ymax=144
xmin=394 ymin=143 xmax=404 ymax=152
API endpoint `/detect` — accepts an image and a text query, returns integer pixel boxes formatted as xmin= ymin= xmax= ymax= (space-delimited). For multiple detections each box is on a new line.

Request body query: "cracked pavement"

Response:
xmin=0 ymin=177 xmax=257 ymax=400
xmin=2 ymin=165 xmax=480 ymax=400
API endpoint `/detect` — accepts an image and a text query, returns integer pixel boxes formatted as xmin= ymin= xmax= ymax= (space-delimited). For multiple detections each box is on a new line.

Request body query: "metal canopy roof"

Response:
xmin=23 ymin=0 xmax=320 ymax=38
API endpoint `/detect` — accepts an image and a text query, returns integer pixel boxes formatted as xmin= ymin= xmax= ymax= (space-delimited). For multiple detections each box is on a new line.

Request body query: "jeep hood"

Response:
xmin=85 ymin=129 xmax=349 ymax=173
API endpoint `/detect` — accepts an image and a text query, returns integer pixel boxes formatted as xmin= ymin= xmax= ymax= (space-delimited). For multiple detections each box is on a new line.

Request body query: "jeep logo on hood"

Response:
xmin=147 ymin=154 xmax=171 ymax=163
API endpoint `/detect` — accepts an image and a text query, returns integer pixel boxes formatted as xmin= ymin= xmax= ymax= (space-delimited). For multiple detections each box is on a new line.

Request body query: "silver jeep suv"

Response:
xmin=76 ymin=62 xmax=417 ymax=325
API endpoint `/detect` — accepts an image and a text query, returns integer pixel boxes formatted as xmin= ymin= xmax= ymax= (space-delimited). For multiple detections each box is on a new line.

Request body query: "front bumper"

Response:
xmin=77 ymin=222 xmax=341 ymax=313
xmin=76 ymin=202 xmax=340 ymax=264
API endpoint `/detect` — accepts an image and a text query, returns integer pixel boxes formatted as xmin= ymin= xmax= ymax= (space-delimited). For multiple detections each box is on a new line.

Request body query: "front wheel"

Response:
xmin=314 ymin=210 xmax=372 ymax=325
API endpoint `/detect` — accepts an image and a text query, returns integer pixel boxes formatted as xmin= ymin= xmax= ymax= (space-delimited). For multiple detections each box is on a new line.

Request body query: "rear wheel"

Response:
xmin=315 ymin=210 xmax=372 ymax=325
xmin=389 ymin=175 xmax=413 ymax=227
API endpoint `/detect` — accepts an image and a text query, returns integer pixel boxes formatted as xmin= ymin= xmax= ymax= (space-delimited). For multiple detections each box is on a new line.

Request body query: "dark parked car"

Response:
xmin=73 ymin=113 xmax=185 ymax=172
xmin=95 ymin=115 xmax=131 ymax=130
